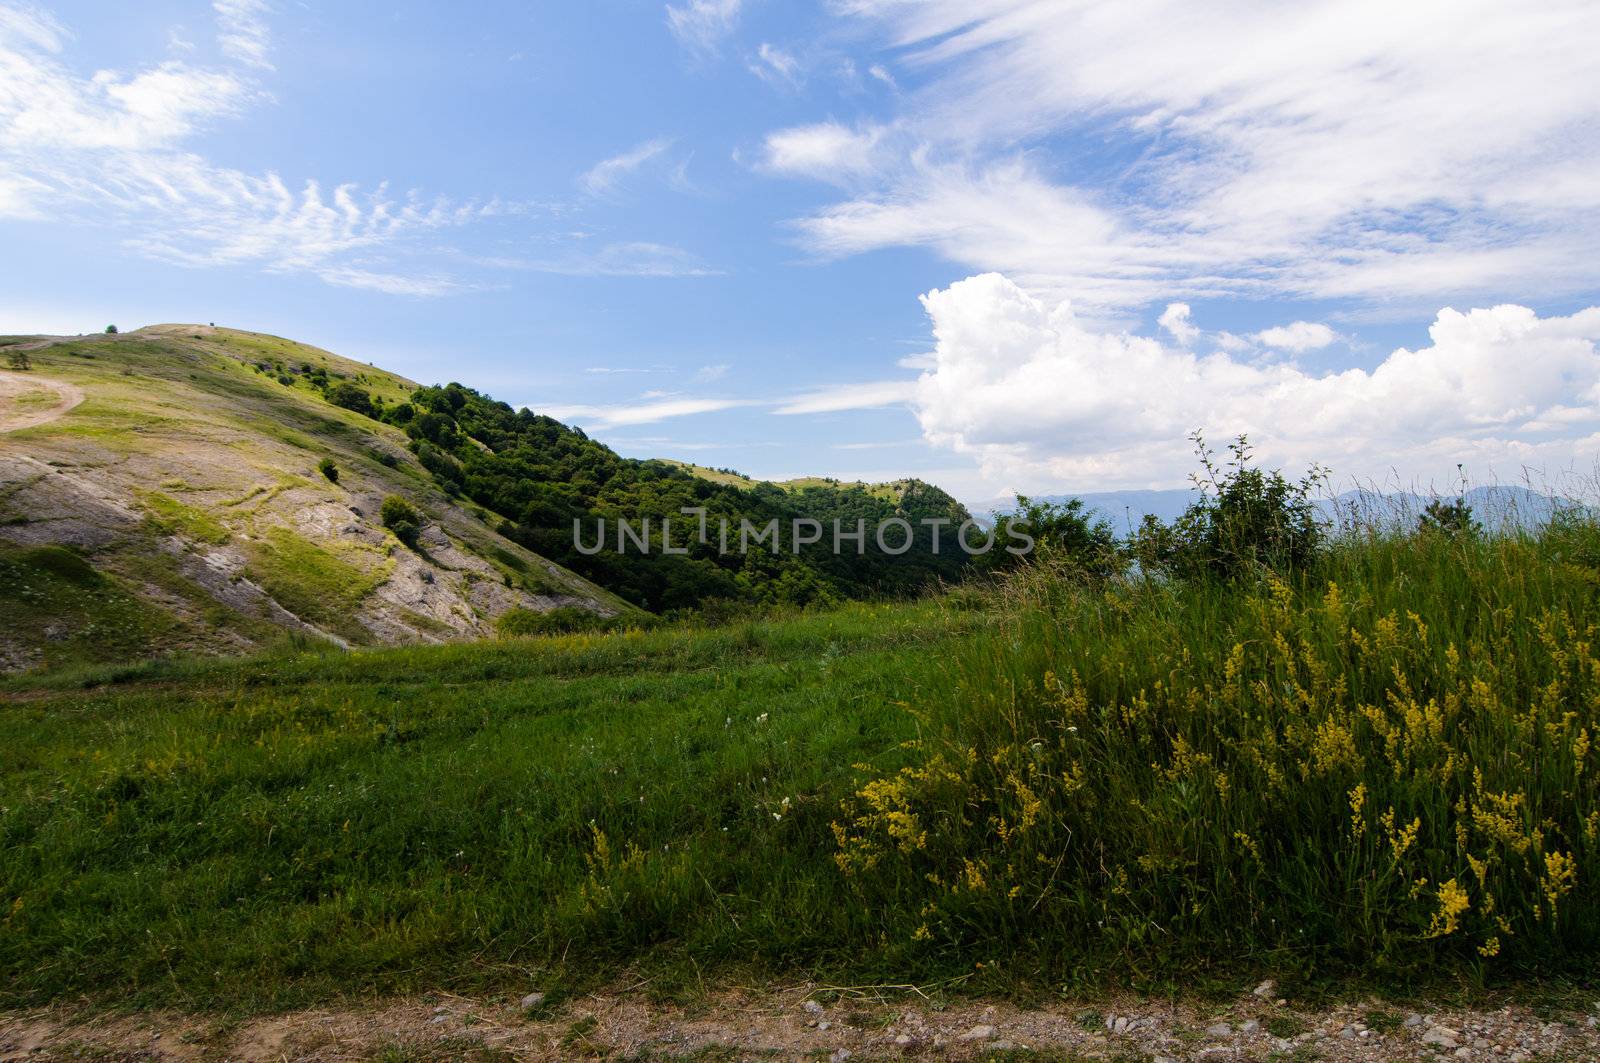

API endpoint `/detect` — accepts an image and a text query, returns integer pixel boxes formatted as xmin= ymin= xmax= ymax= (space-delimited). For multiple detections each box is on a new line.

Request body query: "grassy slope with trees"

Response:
xmin=4 ymin=441 xmax=1599 ymax=1010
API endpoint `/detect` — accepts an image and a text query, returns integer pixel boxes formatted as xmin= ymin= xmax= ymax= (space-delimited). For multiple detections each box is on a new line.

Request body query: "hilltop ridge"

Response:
xmin=0 ymin=325 xmax=630 ymax=672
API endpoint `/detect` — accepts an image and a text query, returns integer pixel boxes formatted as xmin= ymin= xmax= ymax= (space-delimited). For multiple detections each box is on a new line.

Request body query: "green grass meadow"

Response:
xmin=4 ymin=517 xmax=1600 ymax=1013
xmin=0 ymin=603 xmax=974 ymax=1009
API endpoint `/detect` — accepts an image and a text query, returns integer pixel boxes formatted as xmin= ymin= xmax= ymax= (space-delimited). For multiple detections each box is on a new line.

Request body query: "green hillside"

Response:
xmin=0 ymin=326 xmax=630 ymax=672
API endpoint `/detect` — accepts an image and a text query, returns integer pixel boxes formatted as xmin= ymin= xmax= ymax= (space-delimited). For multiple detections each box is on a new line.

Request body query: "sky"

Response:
xmin=3 ymin=0 xmax=1600 ymax=506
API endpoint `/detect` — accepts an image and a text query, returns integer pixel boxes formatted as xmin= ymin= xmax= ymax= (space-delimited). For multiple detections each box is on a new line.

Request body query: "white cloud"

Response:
xmin=907 ymin=273 xmax=1600 ymax=491
xmin=580 ymin=138 xmax=674 ymax=197
xmin=749 ymin=42 xmax=800 ymax=87
xmin=0 ymin=3 xmax=498 ymax=294
xmin=761 ymin=122 xmax=884 ymax=184
xmin=1157 ymin=303 xmax=1199 ymax=344
xmin=785 ymin=0 xmax=1600 ymax=313
xmin=213 ymin=0 xmax=272 ymax=69
xmin=537 ymin=396 xmax=756 ymax=428
xmin=1255 ymin=321 xmax=1336 ymax=352
xmin=773 ymin=380 xmax=917 ymax=415
xmin=665 ymin=0 xmax=743 ymax=52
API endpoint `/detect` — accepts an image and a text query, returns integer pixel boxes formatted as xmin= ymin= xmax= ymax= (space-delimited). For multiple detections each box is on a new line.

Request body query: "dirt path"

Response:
xmin=0 ymin=371 xmax=84 ymax=433
xmin=3 ymin=984 xmax=1598 ymax=1062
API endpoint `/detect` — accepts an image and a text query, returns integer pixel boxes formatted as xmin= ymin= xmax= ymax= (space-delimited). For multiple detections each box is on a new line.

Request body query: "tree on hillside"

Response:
xmin=104 ymin=324 xmax=118 ymax=334
xmin=5 ymin=350 xmax=32 ymax=371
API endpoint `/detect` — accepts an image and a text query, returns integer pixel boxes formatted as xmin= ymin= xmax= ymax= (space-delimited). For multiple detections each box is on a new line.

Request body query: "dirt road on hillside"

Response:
xmin=0 ymin=372 xmax=84 ymax=433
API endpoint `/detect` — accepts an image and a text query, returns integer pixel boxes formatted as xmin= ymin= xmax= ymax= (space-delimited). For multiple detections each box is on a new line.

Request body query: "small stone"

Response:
xmin=1240 ymin=1020 xmax=1260 ymax=1034
xmin=1455 ymin=1048 xmax=1472 ymax=1060
xmin=1113 ymin=1016 xmax=1130 ymax=1034
xmin=959 ymin=1024 xmax=995 ymax=1041
xmin=990 ymin=1042 xmax=1016 ymax=1052
xmin=429 ymin=1015 xmax=447 ymax=1025
xmin=894 ymin=1034 xmax=913 ymax=1046
xmin=817 ymin=1020 xmax=831 ymax=1031
xmin=1406 ymin=1014 xmax=1425 ymax=1028
xmin=1423 ymin=1026 xmax=1462 ymax=1049
xmin=802 ymin=1000 xmax=825 ymax=1017
xmin=519 ymin=992 xmax=545 ymax=1010
xmin=1206 ymin=1022 xmax=1233 ymax=1038
xmin=1253 ymin=980 xmax=1276 ymax=998
xmin=829 ymin=1051 xmax=852 ymax=1063
xmin=1339 ymin=1026 xmax=1356 ymax=1040
xmin=1154 ymin=1056 xmax=1179 ymax=1063
xmin=433 ymin=1006 xmax=447 ymax=1015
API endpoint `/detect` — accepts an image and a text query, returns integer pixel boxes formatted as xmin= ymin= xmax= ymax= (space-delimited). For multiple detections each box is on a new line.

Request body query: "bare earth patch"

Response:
xmin=3 ymin=984 xmax=1599 ymax=1061
xmin=0 ymin=372 xmax=84 ymax=433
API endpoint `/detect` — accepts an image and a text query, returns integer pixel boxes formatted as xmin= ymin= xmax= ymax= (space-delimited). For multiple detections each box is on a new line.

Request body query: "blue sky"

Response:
xmin=4 ymin=1 xmax=1600 ymax=505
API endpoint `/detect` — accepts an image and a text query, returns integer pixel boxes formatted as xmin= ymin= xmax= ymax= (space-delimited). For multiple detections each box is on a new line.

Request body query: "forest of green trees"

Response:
xmin=325 ymin=378 xmax=975 ymax=611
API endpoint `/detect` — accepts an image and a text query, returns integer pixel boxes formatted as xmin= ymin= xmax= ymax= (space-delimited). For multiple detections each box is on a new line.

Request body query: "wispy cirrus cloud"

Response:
xmin=664 ymin=0 xmax=743 ymax=53
xmin=538 ymin=396 xmax=758 ymax=428
xmin=507 ymin=241 xmax=722 ymax=278
xmin=772 ymin=379 xmax=917 ymax=415
xmin=0 ymin=2 xmax=509 ymax=296
xmin=768 ymin=0 xmax=1600 ymax=314
xmin=212 ymin=0 xmax=272 ymax=68
xmin=579 ymin=138 xmax=676 ymax=197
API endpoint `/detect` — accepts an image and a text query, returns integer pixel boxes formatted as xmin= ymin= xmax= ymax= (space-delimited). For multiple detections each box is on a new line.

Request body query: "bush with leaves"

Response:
xmin=104 ymin=324 xmax=118 ymax=334
xmin=1154 ymin=434 xmax=1326 ymax=579
xmin=980 ymin=495 xmax=1120 ymax=579
xmin=328 ymin=382 xmax=377 ymax=418
xmin=317 ymin=458 xmax=339 ymax=484
xmin=1419 ymin=497 xmax=1480 ymax=539
xmin=4 ymin=350 xmax=31 ymax=371
xmin=380 ymin=495 xmax=422 ymax=548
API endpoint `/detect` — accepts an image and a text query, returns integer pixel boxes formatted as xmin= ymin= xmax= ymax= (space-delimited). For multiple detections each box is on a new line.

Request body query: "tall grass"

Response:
xmin=836 ymin=523 xmax=1600 ymax=984
xmin=4 ymin=517 xmax=1599 ymax=1009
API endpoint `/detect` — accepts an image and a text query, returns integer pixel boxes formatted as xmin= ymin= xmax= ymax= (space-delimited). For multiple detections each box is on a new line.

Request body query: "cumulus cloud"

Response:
xmin=1255 ymin=321 xmax=1337 ymax=351
xmin=783 ymin=0 xmax=1600 ymax=312
xmin=909 ymin=273 xmax=1600 ymax=491
xmin=1157 ymin=303 xmax=1199 ymax=344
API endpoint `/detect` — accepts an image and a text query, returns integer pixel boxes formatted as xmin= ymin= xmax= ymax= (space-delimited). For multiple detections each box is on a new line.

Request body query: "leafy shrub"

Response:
xmin=379 ymin=495 xmax=421 ymax=548
xmin=1144 ymin=434 xmax=1325 ymax=579
xmin=1419 ymin=497 xmax=1481 ymax=538
xmin=4 ymin=349 xmax=31 ymax=370
xmin=496 ymin=606 xmax=613 ymax=636
xmin=104 ymin=324 xmax=118 ymax=334
xmin=328 ymin=382 xmax=377 ymax=418
xmin=317 ymin=457 xmax=339 ymax=484
xmin=981 ymin=495 xmax=1119 ymax=578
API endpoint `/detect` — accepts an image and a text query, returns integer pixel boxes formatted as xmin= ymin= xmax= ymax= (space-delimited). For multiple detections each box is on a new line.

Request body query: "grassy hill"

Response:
xmin=0 ymin=326 xmax=631 ymax=672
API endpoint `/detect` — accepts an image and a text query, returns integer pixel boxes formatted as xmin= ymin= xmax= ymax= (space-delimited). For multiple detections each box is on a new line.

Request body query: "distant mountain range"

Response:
xmin=1003 ymin=485 xmax=1593 ymax=535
